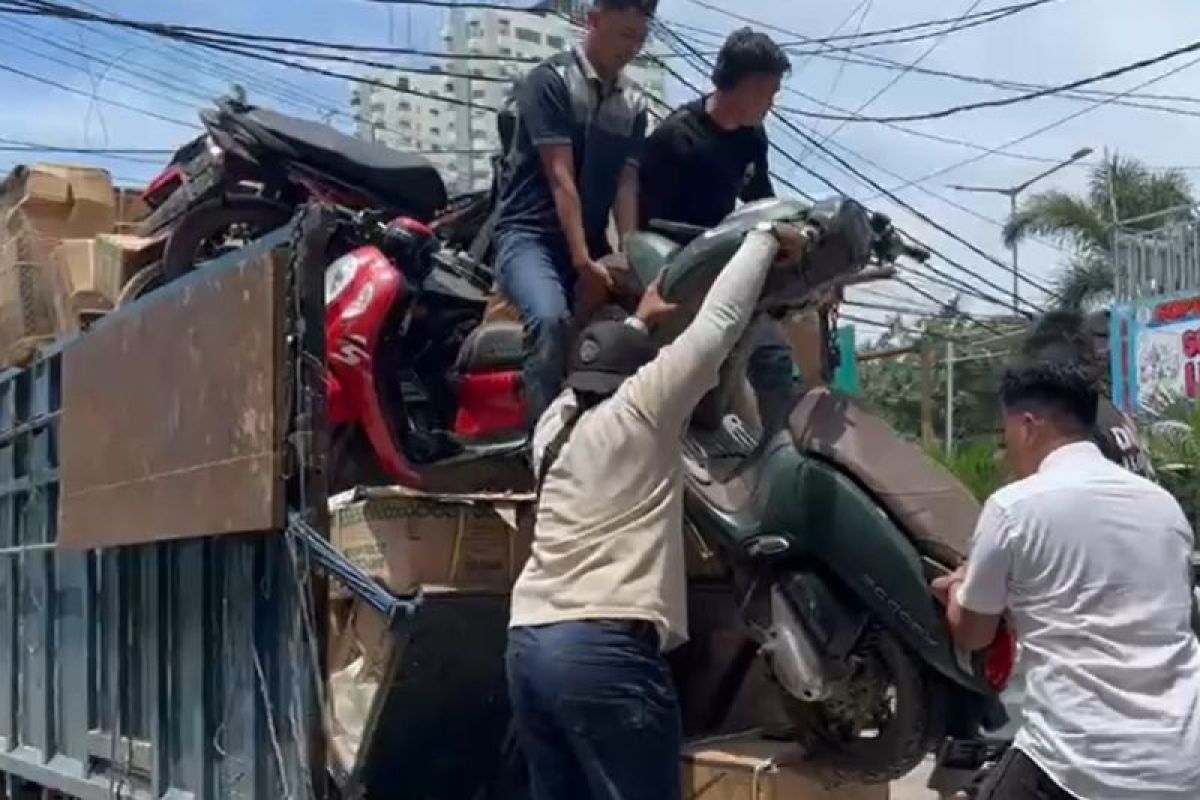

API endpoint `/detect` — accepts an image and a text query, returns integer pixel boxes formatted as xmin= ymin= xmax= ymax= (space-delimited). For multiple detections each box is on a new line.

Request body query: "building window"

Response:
xmin=547 ymin=35 xmax=565 ymax=50
xmin=472 ymin=89 xmax=487 ymax=100
xmin=499 ymin=46 xmax=512 ymax=56
xmin=429 ymin=107 xmax=440 ymax=117
xmin=444 ymin=81 xmax=455 ymax=93
xmin=396 ymin=77 xmax=410 ymax=90
xmin=399 ymin=120 xmax=412 ymax=130
xmin=468 ymin=20 xmax=483 ymax=36
xmin=371 ymin=102 xmax=384 ymax=116
xmin=399 ymin=101 xmax=411 ymax=111
xmin=498 ymin=17 xmax=511 ymax=35
xmin=515 ymin=28 xmax=541 ymax=45
xmin=430 ymin=127 xmax=441 ymax=136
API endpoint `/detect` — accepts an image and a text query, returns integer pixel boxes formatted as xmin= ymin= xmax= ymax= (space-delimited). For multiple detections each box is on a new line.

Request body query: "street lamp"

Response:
xmin=950 ymin=146 xmax=1094 ymax=313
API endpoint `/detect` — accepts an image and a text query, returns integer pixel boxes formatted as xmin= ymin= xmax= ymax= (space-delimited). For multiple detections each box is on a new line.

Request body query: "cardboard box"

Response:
xmin=3 ymin=163 xmax=115 ymax=242
xmin=0 ymin=246 xmax=56 ymax=361
xmin=94 ymin=233 xmax=165 ymax=298
xmin=0 ymin=165 xmax=117 ymax=358
xmin=49 ymin=238 xmax=111 ymax=333
xmin=113 ymin=187 xmax=150 ymax=229
xmin=682 ymin=735 xmax=888 ymax=800
xmin=330 ymin=600 xmax=399 ymax=776
xmin=329 ymin=488 xmax=535 ymax=597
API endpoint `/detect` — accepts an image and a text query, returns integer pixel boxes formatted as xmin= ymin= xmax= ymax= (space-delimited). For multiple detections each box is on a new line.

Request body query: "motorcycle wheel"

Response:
xmin=161 ymin=196 xmax=294 ymax=285
xmin=781 ymin=629 xmax=944 ymax=784
xmin=116 ymin=262 xmax=165 ymax=307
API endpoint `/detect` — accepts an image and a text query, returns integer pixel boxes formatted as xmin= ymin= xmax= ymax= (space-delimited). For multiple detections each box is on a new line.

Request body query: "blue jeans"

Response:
xmin=495 ymin=230 xmax=577 ymax=427
xmin=506 ymin=621 xmax=682 ymax=800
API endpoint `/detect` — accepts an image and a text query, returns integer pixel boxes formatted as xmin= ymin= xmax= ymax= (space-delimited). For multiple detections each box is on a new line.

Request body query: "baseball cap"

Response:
xmin=566 ymin=320 xmax=657 ymax=396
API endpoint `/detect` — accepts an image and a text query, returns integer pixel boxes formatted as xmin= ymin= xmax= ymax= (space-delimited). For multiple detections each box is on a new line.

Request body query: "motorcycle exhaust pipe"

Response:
xmin=762 ymin=586 xmax=833 ymax=703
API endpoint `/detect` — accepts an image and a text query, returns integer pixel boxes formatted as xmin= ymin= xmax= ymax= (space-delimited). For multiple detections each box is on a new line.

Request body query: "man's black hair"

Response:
xmin=711 ymin=28 xmax=792 ymax=91
xmin=594 ymin=0 xmax=657 ymax=17
xmin=1000 ymin=354 xmax=1100 ymax=434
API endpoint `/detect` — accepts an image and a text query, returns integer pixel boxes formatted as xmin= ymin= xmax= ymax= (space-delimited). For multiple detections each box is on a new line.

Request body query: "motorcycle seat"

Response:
xmin=455 ymin=321 xmax=524 ymax=373
xmin=789 ymin=388 xmax=979 ymax=565
xmin=232 ymin=105 xmax=449 ymax=220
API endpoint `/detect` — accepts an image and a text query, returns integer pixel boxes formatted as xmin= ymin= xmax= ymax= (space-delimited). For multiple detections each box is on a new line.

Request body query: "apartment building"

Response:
xmin=350 ymin=0 xmax=667 ymax=195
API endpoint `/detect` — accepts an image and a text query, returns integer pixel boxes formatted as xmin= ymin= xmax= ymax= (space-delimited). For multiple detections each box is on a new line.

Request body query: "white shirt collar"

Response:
xmin=1038 ymin=440 xmax=1102 ymax=473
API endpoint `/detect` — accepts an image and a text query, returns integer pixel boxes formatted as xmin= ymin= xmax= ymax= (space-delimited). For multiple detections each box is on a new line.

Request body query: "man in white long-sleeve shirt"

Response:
xmin=505 ymin=223 xmax=799 ymax=800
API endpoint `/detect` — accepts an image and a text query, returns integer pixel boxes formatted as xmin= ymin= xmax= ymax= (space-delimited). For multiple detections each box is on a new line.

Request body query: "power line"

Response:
xmin=782 ymin=37 xmax=1200 ymax=124
xmin=676 ymin=3 xmax=1200 ymax=119
xmin=875 ymin=50 xmax=1200 ymax=196
xmin=0 ymin=1 xmax=506 ymax=112
xmin=0 ymin=58 xmax=197 ymax=128
xmin=798 ymin=0 xmax=985 ymax=164
xmin=12 ymin=0 xmax=353 ymax=120
xmin=653 ymin=24 xmax=1052 ymax=312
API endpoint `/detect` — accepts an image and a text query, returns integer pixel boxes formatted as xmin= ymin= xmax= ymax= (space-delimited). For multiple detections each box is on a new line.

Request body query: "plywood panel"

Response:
xmin=58 ymin=248 xmax=286 ymax=548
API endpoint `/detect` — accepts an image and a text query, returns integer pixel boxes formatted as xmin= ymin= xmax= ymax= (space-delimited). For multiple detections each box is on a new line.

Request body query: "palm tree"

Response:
xmin=1004 ymin=154 xmax=1195 ymax=309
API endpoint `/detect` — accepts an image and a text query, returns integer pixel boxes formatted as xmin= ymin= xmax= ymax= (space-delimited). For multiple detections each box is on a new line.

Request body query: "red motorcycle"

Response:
xmin=130 ymin=100 xmax=490 ymax=303
xmin=322 ymin=207 xmax=530 ymax=494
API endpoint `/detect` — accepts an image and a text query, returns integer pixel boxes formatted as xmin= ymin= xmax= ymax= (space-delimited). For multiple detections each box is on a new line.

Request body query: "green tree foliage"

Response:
xmin=1144 ymin=398 xmax=1200 ymax=529
xmin=858 ymin=316 xmax=1020 ymax=447
xmin=1004 ymin=154 xmax=1194 ymax=309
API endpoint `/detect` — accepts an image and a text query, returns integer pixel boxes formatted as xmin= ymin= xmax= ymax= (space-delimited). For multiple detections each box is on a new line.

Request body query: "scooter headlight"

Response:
xmin=325 ymin=252 xmax=361 ymax=305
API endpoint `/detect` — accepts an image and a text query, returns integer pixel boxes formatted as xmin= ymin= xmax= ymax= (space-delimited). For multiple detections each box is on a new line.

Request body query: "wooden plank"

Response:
xmin=58 ymin=247 xmax=287 ymax=549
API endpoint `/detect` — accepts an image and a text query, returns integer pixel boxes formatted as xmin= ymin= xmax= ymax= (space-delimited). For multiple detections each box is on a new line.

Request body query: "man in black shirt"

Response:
xmin=640 ymin=28 xmax=806 ymax=433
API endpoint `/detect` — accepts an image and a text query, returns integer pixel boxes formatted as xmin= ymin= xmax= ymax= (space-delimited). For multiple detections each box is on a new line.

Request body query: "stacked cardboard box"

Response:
xmin=0 ymin=164 xmax=116 ymax=362
xmin=329 ymin=487 xmax=535 ymax=598
xmin=48 ymin=233 xmax=165 ymax=332
xmin=682 ymin=735 xmax=889 ymax=800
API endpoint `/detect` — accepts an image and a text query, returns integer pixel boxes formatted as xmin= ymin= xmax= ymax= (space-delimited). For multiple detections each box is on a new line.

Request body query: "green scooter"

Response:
xmin=625 ymin=197 xmax=1014 ymax=785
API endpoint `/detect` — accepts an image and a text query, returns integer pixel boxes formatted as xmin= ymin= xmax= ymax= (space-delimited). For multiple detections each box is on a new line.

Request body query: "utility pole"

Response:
xmin=950 ymin=146 xmax=1093 ymax=314
xmin=920 ymin=344 xmax=936 ymax=450
xmin=944 ymin=340 xmax=955 ymax=457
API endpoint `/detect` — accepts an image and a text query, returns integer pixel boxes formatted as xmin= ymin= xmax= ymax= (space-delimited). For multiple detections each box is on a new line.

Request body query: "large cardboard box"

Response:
xmin=329 ymin=487 xmax=535 ymax=597
xmin=0 ymin=165 xmax=117 ymax=360
xmin=3 ymin=164 xmax=115 ymax=241
xmin=0 ymin=243 xmax=56 ymax=363
xmin=94 ymin=233 xmax=165 ymax=298
xmin=682 ymin=735 xmax=888 ymax=800
xmin=49 ymin=239 xmax=111 ymax=333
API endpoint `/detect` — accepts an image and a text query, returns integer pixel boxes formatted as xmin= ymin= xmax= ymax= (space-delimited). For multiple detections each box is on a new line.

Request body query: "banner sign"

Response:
xmin=1111 ymin=290 xmax=1200 ymax=411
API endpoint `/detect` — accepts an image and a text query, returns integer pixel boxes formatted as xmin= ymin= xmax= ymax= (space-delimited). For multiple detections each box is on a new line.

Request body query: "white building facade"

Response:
xmin=350 ymin=0 xmax=667 ymax=195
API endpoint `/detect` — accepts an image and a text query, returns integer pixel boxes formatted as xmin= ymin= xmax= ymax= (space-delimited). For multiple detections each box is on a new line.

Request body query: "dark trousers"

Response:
xmin=978 ymin=748 xmax=1074 ymax=800
xmin=505 ymin=620 xmax=682 ymax=800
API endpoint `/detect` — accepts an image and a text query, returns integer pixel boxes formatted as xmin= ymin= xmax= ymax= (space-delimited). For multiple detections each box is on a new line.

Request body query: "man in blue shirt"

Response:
xmin=494 ymin=0 xmax=653 ymax=427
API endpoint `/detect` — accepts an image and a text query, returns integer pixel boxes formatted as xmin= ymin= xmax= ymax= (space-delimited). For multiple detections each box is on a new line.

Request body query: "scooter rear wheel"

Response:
xmin=782 ymin=629 xmax=944 ymax=784
xmin=161 ymin=196 xmax=294 ymax=285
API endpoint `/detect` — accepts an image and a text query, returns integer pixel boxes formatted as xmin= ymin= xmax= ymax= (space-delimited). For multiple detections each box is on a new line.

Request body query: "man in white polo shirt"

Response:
xmin=934 ymin=349 xmax=1200 ymax=799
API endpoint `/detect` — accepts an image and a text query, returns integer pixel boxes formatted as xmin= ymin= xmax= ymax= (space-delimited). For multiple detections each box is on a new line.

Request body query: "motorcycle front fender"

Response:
xmin=766 ymin=455 xmax=992 ymax=694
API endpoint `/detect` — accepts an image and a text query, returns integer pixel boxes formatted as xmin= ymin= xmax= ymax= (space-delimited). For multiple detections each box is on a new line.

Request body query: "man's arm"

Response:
xmin=614 ymin=164 xmax=640 ymax=243
xmin=618 ymin=226 xmax=801 ymax=431
xmin=937 ymin=500 xmax=1010 ymax=652
xmin=613 ymin=108 xmax=647 ymax=243
xmin=740 ymin=132 xmax=774 ymax=202
xmin=519 ymin=67 xmax=609 ymax=287
xmin=538 ymin=145 xmax=592 ymax=271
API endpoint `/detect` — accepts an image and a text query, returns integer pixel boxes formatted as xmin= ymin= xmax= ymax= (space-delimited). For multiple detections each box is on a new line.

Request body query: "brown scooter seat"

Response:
xmin=789 ymin=388 xmax=980 ymax=565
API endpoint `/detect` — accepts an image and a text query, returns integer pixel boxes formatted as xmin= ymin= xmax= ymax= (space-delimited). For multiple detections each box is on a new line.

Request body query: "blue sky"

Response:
xmin=3 ymin=0 xmax=1200 ymax=321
